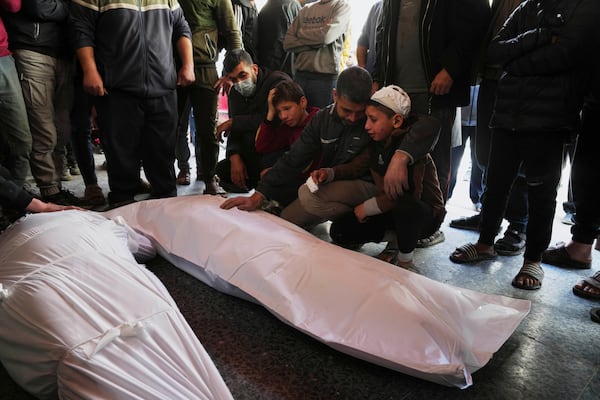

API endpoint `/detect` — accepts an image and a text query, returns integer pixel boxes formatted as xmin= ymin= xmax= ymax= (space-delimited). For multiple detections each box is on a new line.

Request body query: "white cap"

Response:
xmin=370 ymin=85 xmax=411 ymax=117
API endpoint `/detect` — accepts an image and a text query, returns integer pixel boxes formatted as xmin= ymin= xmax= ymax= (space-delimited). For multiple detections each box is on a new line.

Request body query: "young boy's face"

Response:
xmin=365 ymin=105 xmax=401 ymax=142
xmin=276 ymin=98 xmax=306 ymax=128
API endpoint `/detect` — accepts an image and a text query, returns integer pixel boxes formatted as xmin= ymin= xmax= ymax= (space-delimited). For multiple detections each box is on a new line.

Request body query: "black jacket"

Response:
xmin=0 ymin=176 xmax=32 ymax=211
xmin=488 ymin=0 xmax=600 ymax=133
xmin=70 ymin=0 xmax=191 ymax=98
xmin=226 ymin=66 xmax=290 ymax=158
xmin=373 ymin=0 xmax=490 ymax=108
xmin=232 ymin=0 xmax=259 ymax=61
xmin=3 ymin=0 xmax=71 ymax=58
xmin=256 ymin=106 xmax=441 ymax=201
xmin=257 ymin=0 xmax=301 ymax=76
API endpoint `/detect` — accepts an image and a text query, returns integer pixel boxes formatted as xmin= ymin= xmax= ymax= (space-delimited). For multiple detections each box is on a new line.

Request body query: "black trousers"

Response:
xmin=95 ymin=90 xmax=178 ymax=204
xmin=329 ymin=195 xmax=438 ymax=254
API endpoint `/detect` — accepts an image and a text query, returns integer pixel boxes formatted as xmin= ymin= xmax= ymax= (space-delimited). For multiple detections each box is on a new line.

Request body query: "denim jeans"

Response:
xmin=294 ymin=71 xmax=337 ymax=109
xmin=71 ymin=67 xmax=98 ymax=186
xmin=0 ymin=55 xmax=32 ymax=186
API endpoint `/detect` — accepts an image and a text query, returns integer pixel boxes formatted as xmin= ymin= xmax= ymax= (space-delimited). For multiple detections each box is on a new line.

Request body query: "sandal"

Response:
xmin=176 ymin=169 xmax=191 ymax=185
xmin=590 ymin=308 xmax=600 ymax=323
xmin=449 ymin=214 xmax=480 ymax=232
xmin=416 ymin=230 xmax=445 ymax=248
xmin=494 ymin=229 xmax=526 ymax=256
xmin=450 ymin=243 xmax=497 ymax=264
xmin=375 ymin=248 xmax=399 ymax=264
xmin=543 ymin=243 xmax=591 ymax=269
xmin=511 ymin=263 xmax=544 ymax=290
xmin=572 ymin=271 xmax=600 ymax=300
xmin=449 ymin=243 xmax=497 ymax=264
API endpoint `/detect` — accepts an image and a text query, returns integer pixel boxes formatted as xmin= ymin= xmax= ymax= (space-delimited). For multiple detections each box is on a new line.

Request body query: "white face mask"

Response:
xmin=233 ymin=78 xmax=257 ymax=97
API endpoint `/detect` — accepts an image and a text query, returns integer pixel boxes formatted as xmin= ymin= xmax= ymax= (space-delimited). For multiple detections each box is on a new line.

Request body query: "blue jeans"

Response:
xmin=294 ymin=71 xmax=336 ymax=109
xmin=71 ymin=65 xmax=98 ymax=186
xmin=0 ymin=55 xmax=32 ymax=186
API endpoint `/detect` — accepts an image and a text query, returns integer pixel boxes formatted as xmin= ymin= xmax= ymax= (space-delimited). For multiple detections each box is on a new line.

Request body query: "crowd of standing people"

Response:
xmin=1 ymin=0 xmax=599 ymax=322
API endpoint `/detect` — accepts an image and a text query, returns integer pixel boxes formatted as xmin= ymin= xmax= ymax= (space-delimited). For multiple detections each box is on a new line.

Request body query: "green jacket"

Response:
xmin=178 ymin=0 xmax=242 ymax=86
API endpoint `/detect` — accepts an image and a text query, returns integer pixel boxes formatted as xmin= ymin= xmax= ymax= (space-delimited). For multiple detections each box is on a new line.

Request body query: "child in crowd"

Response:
xmin=256 ymin=80 xmax=319 ymax=174
xmin=329 ymin=85 xmax=446 ymax=269
xmin=254 ymin=80 xmax=320 ymax=206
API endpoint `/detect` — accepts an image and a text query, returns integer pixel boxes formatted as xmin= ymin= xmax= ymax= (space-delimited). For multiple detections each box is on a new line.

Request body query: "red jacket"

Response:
xmin=255 ymin=106 xmax=319 ymax=154
xmin=0 ymin=0 xmax=21 ymax=57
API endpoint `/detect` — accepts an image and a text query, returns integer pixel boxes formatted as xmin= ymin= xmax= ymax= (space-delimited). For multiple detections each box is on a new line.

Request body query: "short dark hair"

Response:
xmin=223 ymin=49 xmax=254 ymax=74
xmin=336 ymin=66 xmax=373 ymax=104
xmin=272 ymin=81 xmax=305 ymax=107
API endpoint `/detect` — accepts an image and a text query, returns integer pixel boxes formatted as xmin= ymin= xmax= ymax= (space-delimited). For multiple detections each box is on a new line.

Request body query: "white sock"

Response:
xmin=397 ymin=251 xmax=413 ymax=263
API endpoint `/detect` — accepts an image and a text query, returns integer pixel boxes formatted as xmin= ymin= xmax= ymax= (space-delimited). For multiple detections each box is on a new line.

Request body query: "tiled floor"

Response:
xmin=2 ymin=148 xmax=599 ymax=400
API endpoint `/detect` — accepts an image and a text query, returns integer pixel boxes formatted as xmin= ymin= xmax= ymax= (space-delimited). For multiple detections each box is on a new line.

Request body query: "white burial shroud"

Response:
xmin=105 ymin=196 xmax=531 ymax=389
xmin=0 ymin=211 xmax=233 ymax=400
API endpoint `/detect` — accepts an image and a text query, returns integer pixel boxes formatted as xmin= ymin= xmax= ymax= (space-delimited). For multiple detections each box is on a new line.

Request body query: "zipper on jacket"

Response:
xmin=421 ymin=0 xmax=434 ymax=114
xmin=420 ymin=0 xmax=433 ymax=85
xmin=138 ymin=0 xmax=148 ymax=97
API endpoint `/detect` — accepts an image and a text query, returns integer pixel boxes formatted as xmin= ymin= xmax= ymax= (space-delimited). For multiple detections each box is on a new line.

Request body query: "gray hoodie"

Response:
xmin=283 ymin=0 xmax=350 ymax=75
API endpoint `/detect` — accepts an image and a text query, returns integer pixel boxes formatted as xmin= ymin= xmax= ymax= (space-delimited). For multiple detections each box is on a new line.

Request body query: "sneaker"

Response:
xmin=261 ymin=199 xmax=282 ymax=216
xmin=44 ymin=189 xmax=85 ymax=207
xmin=416 ymin=230 xmax=445 ymax=248
xmin=83 ymin=184 xmax=106 ymax=206
xmin=69 ymin=166 xmax=81 ymax=175
xmin=60 ymin=167 xmax=73 ymax=181
xmin=494 ymin=229 xmax=526 ymax=256
xmin=219 ymin=180 xmax=249 ymax=194
xmin=449 ymin=214 xmax=480 ymax=231
xmin=561 ymin=212 xmax=575 ymax=226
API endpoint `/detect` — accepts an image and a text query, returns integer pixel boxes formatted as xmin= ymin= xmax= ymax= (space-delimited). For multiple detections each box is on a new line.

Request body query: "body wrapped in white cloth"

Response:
xmin=106 ymin=196 xmax=531 ymax=389
xmin=0 ymin=211 xmax=232 ymax=400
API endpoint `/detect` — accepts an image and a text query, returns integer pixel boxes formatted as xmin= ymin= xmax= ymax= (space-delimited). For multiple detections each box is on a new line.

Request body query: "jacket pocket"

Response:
xmin=192 ymin=30 xmax=219 ymax=63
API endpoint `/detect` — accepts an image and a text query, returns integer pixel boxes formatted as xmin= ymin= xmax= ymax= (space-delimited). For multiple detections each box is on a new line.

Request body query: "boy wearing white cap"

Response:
xmin=329 ymin=85 xmax=446 ymax=269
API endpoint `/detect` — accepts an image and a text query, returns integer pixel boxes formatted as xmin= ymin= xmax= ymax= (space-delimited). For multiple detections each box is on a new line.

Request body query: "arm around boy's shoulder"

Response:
xmin=396 ymin=114 xmax=441 ymax=163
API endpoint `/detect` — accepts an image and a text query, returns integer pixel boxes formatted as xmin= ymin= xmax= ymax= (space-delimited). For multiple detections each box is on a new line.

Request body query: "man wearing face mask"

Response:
xmin=215 ymin=49 xmax=291 ymax=193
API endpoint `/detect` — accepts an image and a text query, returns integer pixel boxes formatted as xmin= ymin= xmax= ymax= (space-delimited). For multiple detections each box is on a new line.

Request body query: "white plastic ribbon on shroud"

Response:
xmin=0 ymin=211 xmax=232 ymax=400
xmin=105 ymin=196 xmax=531 ymax=389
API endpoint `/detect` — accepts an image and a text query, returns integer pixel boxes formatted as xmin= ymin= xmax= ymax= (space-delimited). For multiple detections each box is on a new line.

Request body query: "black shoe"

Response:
xmin=219 ymin=180 xmax=249 ymax=194
xmin=44 ymin=190 xmax=85 ymax=207
xmin=494 ymin=229 xmax=526 ymax=256
xmin=449 ymin=214 xmax=481 ymax=231
xmin=137 ymin=180 xmax=152 ymax=194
